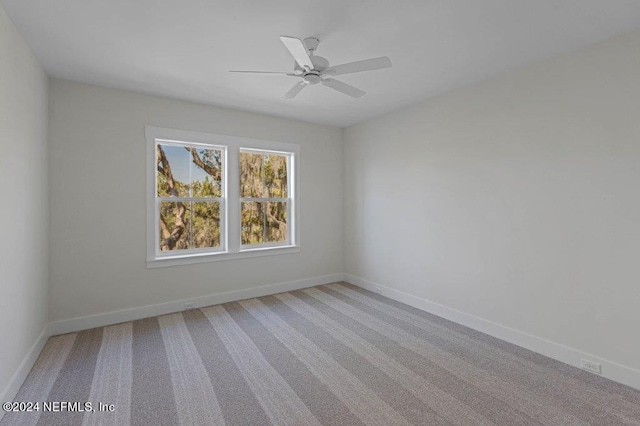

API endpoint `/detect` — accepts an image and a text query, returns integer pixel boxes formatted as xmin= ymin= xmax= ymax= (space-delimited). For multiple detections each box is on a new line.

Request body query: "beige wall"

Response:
xmin=0 ymin=5 xmax=49 ymax=401
xmin=48 ymin=80 xmax=344 ymax=322
xmin=344 ymin=31 xmax=640 ymax=374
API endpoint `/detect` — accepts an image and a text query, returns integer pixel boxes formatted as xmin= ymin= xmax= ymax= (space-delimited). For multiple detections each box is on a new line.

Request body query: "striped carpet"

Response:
xmin=3 ymin=283 xmax=640 ymax=426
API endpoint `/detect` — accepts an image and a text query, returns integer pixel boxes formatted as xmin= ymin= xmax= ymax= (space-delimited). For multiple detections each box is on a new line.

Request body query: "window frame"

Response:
xmin=239 ymin=147 xmax=294 ymax=251
xmin=154 ymin=139 xmax=227 ymax=258
xmin=146 ymin=126 xmax=300 ymax=268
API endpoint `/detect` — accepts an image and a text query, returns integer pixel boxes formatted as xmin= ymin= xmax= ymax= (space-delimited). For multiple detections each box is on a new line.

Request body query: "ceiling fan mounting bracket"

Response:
xmin=303 ymin=37 xmax=320 ymax=54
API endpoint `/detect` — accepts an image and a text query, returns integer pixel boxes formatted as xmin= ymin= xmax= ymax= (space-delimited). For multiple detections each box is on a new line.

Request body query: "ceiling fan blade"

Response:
xmin=279 ymin=36 xmax=314 ymax=69
xmin=323 ymin=56 xmax=392 ymax=76
xmin=321 ymin=78 xmax=366 ymax=98
xmin=230 ymin=71 xmax=297 ymax=75
xmin=284 ymin=81 xmax=307 ymax=99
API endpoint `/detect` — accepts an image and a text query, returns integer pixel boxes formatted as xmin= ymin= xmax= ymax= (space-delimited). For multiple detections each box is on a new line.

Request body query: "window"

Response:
xmin=155 ymin=141 xmax=225 ymax=254
xmin=240 ymin=149 xmax=291 ymax=248
xmin=146 ymin=126 xmax=299 ymax=267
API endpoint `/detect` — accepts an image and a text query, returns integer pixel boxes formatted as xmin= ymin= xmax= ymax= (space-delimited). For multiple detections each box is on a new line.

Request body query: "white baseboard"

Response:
xmin=0 ymin=324 xmax=50 ymax=420
xmin=50 ymin=273 xmax=344 ymax=336
xmin=344 ymin=273 xmax=640 ymax=391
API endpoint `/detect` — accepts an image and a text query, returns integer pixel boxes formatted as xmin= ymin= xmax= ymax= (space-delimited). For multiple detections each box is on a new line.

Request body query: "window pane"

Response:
xmin=266 ymin=202 xmax=287 ymax=243
xmin=193 ymin=202 xmax=220 ymax=248
xmin=241 ymin=201 xmax=265 ymax=245
xmin=240 ymin=152 xmax=263 ymax=198
xmin=159 ymin=201 xmax=191 ymax=251
xmin=264 ymin=154 xmax=288 ymax=198
xmin=190 ymin=147 xmax=222 ymax=198
xmin=157 ymin=144 xmax=190 ymax=197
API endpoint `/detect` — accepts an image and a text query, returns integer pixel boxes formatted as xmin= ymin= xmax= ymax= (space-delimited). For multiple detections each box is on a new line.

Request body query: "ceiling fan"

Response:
xmin=230 ymin=36 xmax=392 ymax=99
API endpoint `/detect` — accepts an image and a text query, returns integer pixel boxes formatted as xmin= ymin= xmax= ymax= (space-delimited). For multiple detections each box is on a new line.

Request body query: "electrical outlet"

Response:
xmin=184 ymin=302 xmax=195 ymax=310
xmin=581 ymin=359 xmax=602 ymax=375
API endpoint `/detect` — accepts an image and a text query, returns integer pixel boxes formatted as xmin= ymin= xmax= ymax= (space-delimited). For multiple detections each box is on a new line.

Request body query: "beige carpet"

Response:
xmin=3 ymin=283 xmax=640 ymax=425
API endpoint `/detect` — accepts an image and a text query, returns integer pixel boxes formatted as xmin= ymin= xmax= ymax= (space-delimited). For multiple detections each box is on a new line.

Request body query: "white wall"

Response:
xmin=344 ymin=31 xmax=640 ymax=377
xmin=48 ymin=80 xmax=343 ymax=324
xmin=0 ymin=5 xmax=49 ymax=402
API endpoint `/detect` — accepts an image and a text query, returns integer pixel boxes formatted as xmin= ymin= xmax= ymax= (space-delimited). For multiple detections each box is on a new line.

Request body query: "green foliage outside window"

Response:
xmin=240 ymin=152 xmax=288 ymax=245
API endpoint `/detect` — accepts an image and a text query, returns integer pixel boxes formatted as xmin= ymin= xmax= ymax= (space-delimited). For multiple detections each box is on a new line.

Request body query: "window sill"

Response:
xmin=147 ymin=245 xmax=300 ymax=268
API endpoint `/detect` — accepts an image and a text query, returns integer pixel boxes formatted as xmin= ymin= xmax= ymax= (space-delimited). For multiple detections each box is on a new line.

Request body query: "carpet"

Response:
xmin=3 ymin=283 xmax=640 ymax=425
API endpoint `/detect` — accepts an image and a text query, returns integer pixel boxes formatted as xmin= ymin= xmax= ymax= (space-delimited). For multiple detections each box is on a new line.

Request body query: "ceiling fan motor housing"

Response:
xmin=295 ymin=55 xmax=330 ymax=79
xmin=302 ymin=73 xmax=321 ymax=85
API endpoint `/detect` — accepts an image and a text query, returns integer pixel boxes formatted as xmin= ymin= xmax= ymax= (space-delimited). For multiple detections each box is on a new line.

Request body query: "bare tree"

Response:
xmin=157 ymin=145 xmax=187 ymax=251
xmin=157 ymin=145 xmax=223 ymax=250
xmin=187 ymin=147 xmax=221 ymax=181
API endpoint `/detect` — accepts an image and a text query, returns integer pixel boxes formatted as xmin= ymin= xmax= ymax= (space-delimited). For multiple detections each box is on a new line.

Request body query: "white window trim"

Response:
xmin=153 ymin=139 xmax=228 ymax=259
xmin=146 ymin=126 xmax=300 ymax=268
xmin=239 ymin=147 xmax=294 ymax=251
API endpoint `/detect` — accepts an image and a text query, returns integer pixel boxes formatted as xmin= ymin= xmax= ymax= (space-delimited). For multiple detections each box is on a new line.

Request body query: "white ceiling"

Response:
xmin=3 ymin=0 xmax=640 ymax=128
